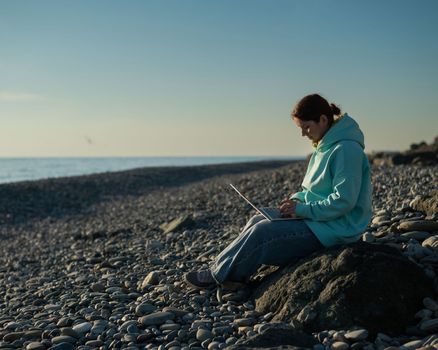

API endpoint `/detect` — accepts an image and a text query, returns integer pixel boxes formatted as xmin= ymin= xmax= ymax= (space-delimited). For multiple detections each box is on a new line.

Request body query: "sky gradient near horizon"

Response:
xmin=1 ymin=0 xmax=437 ymax=157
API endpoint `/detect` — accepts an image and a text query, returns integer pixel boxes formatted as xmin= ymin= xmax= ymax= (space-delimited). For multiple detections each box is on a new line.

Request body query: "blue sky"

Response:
xmin=1 ymin=0 xmax=437 ymax=156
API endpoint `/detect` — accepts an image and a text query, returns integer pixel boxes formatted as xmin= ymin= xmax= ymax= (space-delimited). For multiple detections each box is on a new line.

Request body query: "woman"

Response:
xmin=185 ymin=94 xmax=373 ymax=289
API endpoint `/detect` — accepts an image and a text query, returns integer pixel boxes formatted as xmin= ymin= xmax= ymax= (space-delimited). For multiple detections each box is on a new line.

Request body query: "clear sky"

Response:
xmin=1 ymin=0 xmax=437 ymax=157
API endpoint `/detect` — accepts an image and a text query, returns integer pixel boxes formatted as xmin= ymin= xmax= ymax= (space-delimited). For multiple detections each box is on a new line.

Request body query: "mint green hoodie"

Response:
xmin=291 ymin=113 xmax=372 ymax=247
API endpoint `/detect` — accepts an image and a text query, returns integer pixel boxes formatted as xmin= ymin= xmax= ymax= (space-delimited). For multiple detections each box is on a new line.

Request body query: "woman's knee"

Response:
xmin=245 ymin=220 xmax=273 ymax=242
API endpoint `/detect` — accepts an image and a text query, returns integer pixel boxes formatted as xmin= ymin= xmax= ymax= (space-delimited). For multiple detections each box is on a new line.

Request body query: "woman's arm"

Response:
xmin=294 ymin=143 xmax=364 ymax=221
xmin=289 ymin=191 xmax=305 ymax=203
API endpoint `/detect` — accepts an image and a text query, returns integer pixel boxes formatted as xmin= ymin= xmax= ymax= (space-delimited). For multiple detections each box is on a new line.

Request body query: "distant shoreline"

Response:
xmin=0 ymin=156 xmax=304 ymax=185
xmin=0 ymin=159 xmax=302 ymax=226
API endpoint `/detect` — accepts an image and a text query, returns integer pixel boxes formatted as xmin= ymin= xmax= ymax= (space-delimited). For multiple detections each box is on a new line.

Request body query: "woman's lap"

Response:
xmin=211 ymin=214 xmax=324 ymax=283
xmin=234 ymin=217 xmax=322 ymax=265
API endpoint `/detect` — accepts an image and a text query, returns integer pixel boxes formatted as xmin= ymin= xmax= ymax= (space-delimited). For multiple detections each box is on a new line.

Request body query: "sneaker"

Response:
xmin=184 ymin=269 xmax=217 ymax=289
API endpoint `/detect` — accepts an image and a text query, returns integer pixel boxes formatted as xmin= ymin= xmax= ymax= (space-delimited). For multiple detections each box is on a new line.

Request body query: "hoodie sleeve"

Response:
xmin=295 ymin=143 xmax=363 ymax=221
xmin=289 ymin=191 xmax=305 ymax=202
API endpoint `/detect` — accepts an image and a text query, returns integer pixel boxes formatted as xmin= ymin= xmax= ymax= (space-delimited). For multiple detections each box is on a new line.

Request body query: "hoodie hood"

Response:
xmin=316 ymin=113 xmax=365 ymax=151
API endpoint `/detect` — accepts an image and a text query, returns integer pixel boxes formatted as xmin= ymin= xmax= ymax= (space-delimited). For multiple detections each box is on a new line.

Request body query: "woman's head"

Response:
xmin=291 ymin=94 xmax=341 ymax=143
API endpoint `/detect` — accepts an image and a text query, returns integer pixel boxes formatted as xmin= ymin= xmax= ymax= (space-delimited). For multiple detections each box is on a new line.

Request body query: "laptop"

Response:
xmin=229 ymin=183 xmax=301 ymax=221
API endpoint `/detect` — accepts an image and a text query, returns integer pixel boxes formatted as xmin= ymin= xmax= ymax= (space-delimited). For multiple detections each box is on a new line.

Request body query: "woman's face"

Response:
xmin=293 ymin=115 xmax=330 ymax=143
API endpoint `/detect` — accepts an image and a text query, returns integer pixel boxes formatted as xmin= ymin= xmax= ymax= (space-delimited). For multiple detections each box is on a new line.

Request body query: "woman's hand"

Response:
xmin=279 ymin=199 xmax=297 ymax=218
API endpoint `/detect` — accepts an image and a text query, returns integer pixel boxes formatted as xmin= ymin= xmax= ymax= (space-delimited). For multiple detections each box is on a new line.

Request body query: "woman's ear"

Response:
xmin=320 ymin=114 xmax=329 ymax=125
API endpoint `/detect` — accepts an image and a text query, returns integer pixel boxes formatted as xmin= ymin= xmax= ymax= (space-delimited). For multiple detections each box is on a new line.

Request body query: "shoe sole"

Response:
xmin=184 ymin=273 xmax=217 ymax=289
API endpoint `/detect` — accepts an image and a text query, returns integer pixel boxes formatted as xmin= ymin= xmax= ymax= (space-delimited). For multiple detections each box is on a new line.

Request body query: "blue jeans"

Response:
xmin=210 ymin=213 xmax=324 ymax=283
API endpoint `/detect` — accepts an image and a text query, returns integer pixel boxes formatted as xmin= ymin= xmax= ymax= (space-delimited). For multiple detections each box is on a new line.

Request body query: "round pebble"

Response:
xmin=196 ymin=328 xmax=213 ymax=342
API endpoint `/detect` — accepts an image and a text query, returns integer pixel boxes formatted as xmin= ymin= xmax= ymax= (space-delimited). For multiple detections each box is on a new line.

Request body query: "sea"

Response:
xmin=0 ymin=156 xmax=302 ymax=184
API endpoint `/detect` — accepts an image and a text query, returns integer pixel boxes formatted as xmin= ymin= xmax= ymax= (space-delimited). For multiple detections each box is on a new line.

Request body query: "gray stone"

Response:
xmin=233 ymin=318 xmax=253 ymax=327
xmin=376 ymin=332 xmax=393 ymax=342
xmin=2 ymin=332 xmax=24 ymax=342
xmin=420 ymin=318 xmax=438 ymax=332
xmin=225 ymin=337 xmax=238 ymax=345
xmin=126 ymin=323 xmax=139 ymax=334
xmin=139 ymin=311 xmax=175 ymax=326
xmin=85 ymin=340 xmax=104 ymax=347
xmin=123 ymin=333 xmax=137 ymax=342
xmin=141 ymin=271 xmax=160 ymax=287
xmin=196 ymin=329 xmax=213 ymax=342
xmin=400 ymin=231 xmax=431 ymax=241
xmin=135 ymin=303 xmax=156 ymax=316
xmin=208 ymin=341 xmax=220 ymax=350
xmin=201 ymin=339 xmax=212 ymax=348
xmin=424 ymin=297 xmax=438 ymax=311
xmin=415 ymin=309 xmax=433 ymax=319
xmin=159 ymin=215 xmax=195 ymax=234
xmin=191 ymin=320 xmax=212 ymax=330
xmin=44 ymin=304 xmax=61 ymax=312
xmin=57 ymin=318 xmax=73 ymax=327
xmin=162 ymin=307 xmax=190 ymax=317
xmin=146 ymin=239 xmax=164 ymax=250
xmin=50 ymin=343 xmax=75 ymax=350
xmin=422 ymin=236 xmax=438 ymax=250
xmin=331 ymin=341 xmax=349 ymax=350
xmin=372 ymin=216 xmax=390 ymax=225
xmin=60 ymin=328 xmax=80 ymax=339
xmin=90 ymin=283 xmax=106 ymax=292
xmin=402 ymin=339 xmax=424 ymax=349
xmin=90 ymin=324 xmax=106 ymax=336
xmin=26 ymin=342 xmax=45 ymax=350
xmin=398 ymin=220 xmax=438 ymax=232
xmin=72 ymin=322 xmax=92 ymax=334
xmin=119 ymin=320 xmax=137 ymax=331
xmin=24 ymin=329 xmax=43 ymax=339
xmin=160 ymin=323 xmax=180 ymax=331
xmin=344 ymin=329 xmax=368 ymax=341
xmin=51 ymin=335 xmax=77 ymax=344
xmin=212 ymin=326 xmax=233 ymax=336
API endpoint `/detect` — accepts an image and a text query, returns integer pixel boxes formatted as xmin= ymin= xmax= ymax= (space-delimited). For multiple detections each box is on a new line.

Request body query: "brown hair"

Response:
xmin=292 ymin=94 xmax=341 ymax=127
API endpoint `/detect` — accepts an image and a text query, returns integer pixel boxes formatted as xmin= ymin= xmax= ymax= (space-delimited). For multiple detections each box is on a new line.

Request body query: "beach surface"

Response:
xmin=0 ymin=160 xmax=437 ymax=349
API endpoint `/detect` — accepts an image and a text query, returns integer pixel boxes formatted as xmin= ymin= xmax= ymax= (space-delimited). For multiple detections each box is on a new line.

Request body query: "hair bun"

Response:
xmin=330 ymin=103 xmax=341 ymax=116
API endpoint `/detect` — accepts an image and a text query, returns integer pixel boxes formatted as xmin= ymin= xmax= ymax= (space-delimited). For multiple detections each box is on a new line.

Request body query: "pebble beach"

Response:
xmin=1 ymin=160 xmax=438 ymax=350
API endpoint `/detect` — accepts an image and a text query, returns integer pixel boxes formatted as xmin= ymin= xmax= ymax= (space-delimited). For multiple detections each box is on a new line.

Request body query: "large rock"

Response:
xmin=252 ymin=242 xmax=434 ymax=336
xmin=368 ymin=136 xmax=438 ymax=166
